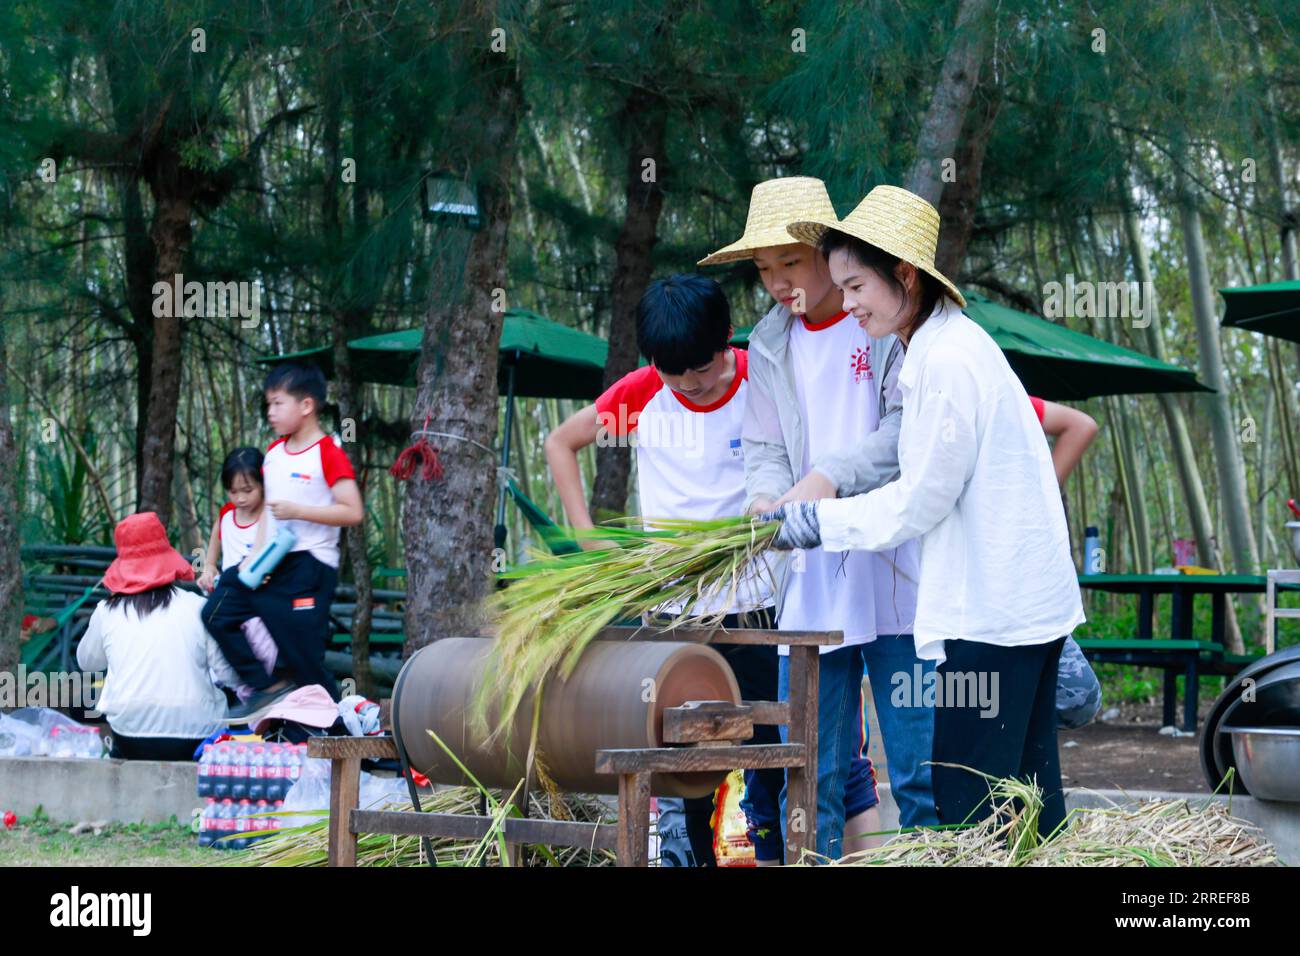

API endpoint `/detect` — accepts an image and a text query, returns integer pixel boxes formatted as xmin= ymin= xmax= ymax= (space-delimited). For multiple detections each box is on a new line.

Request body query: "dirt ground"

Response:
xmin=864 ymin=696 xmax=1212 ymax=795
xmin=1057 ymin=702 xmax=1207 ymax=793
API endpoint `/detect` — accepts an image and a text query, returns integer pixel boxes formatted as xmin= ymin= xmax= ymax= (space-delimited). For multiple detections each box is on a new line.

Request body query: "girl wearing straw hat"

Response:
xmin=76 ymin=512 xmax=243 ymax=760
xmin=760 ymin=185 xmax=1085 ymax=840
xmin=701 ymin=177 xmax=939 ymax=860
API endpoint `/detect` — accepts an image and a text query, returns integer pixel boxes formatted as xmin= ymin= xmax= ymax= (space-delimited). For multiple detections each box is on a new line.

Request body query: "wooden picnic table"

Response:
xmin=1075 ymin=573 xmax=1271 ymax=731
xmin=1077 ymin=572 xmax=1266 ymax=644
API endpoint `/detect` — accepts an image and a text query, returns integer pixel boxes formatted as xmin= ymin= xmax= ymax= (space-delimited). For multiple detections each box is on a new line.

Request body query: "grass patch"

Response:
xmin=0 ymin=806 xmax=208 ymax=866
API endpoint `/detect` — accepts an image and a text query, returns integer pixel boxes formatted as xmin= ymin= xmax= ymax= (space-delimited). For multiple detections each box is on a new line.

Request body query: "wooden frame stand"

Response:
xmin=311 ymin=624 xmax=840 ymax=866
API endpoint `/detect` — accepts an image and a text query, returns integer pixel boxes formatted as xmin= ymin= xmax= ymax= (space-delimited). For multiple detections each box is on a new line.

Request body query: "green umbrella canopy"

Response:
xmin=1220 ymin=280 xmax=1300 ymax=343
xmin=256 ymin=309 xmax=608 ymax=399
xmin=732 ymin=291 xmax=1211 ymax=401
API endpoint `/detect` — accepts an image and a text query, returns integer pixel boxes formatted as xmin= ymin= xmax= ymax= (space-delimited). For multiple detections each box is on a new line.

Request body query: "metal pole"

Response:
xmin=494 ymin=358 xmax=518 ymax=550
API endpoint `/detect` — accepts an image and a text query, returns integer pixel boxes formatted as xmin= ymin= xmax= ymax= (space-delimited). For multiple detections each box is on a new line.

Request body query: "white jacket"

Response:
xmin=817 ymin=297 xmax=1085 ymax=664
xmin=76 ymin=589 xmax=240 ymax=739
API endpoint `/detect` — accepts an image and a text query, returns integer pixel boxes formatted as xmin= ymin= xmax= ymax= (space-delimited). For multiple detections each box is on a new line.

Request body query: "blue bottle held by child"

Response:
xmin=238 ymin=526 xmax=297 ymax=589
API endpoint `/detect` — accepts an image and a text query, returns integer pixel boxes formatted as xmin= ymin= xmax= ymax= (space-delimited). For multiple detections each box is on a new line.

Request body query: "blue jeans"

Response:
xmin=861 ymin=634 xmax=940 ymax=828
xmin=777 ymin=645 xmax=875 ymax=860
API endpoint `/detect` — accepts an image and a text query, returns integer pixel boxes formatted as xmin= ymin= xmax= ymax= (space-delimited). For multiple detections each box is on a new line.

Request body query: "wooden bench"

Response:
xmin=1075 ymin=637 xmax=1225 ymax=732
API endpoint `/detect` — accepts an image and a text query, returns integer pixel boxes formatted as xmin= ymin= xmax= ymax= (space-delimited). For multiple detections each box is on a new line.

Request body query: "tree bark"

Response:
xmin=935 ymin=72 xmax=1001 ymax=278
xmin=1177 ymin=155 xmax=1260 ymax=577
xmin=174 ymin=444 xmax=204 ymax=557
xmin=137 ymin=185 xmax=192 ymax=524
xmin=0 ymin=306 xmax=22 ymax=680
xmin=119 ymin=177 xmax=157 ymax=504
xmin=401 ymin=47 xmax=521 ymax=653
xmin=590 ymin=87 xmax=668 ymax=519
xmin=1119 ymin=166 xmax=1218 ymax=571
xmin=905 ymin=0 xmax=995 ymax=207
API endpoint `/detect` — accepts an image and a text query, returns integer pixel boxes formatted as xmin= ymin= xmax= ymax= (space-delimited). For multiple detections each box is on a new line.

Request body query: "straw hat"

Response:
xmin=698 ymin=177 xmax=839 ymax=266
xmin=102 ymin=512 xmax=195 ymax=594
xmin=786 ymin=185 xmax=965 ymax=307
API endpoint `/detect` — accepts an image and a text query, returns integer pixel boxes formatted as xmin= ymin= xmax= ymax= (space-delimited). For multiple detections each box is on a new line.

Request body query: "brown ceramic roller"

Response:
xmin=391 ymin=637 xmax=741 ymax=797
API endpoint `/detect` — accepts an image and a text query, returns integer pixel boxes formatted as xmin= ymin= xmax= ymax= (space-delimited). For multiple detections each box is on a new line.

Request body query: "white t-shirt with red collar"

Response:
xmin=594 ymin=347 xmax=774 ymax=616
xmin=261 ymin=435 xmax=356 ymax=569
xmin=780 ymin=311 xmax=920 ymax=652
xmin=217 ymin=503 xmax=265 ymax=571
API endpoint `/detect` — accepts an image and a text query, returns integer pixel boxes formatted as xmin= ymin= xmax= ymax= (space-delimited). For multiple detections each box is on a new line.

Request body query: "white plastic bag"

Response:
xmin=36 ymin=709 xmax=103 ymax=758
xmin=280 ymin=752 xmax=412 ymax=817
xmin=0 ymin=708 xmax=101 ymax=759
xmin=0 ymin=712 xmax=43 ymax=757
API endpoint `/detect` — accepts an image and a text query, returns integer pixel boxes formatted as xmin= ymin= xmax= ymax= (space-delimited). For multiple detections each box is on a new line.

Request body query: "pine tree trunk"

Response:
xmin=905 ymin=0 xmax=995 ymax=206
xmin=138 ymin=188 xmax=191 ymax=524
xmin=1119 ymin=172 xmax=1218 ymax=570
xmin=0 ymin=308 xmax=21 ymax=680
xmin=401 ymin=49 xmax=520 ymax=653
xmin=935 ymin=74 xmax=1001 ymax=277
xmin=1177 ymin=157 xmax=1260 ymax=577
xmin=591 ymin=88 xmax=667 ymax=518
xmin=174 ymin=447 xmax=204 ymax=557
xmin=120 ymin=177 xmax=157 ymax=506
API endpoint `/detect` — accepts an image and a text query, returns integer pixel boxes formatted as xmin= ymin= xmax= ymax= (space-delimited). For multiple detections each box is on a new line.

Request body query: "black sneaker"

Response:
xmin=226 ymin=682 xmax=297 ymax=725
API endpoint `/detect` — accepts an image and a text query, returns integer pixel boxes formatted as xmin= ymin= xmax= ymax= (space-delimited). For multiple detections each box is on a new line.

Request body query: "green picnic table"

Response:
xmin=1075 ymin=573 xmax=1271 ymax=731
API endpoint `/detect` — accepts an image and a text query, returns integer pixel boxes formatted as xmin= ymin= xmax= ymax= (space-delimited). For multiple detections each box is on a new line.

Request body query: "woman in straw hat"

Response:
xmin=76 ymin=512 xmax=242 ymax=760
xmin=760 ymin=185 xmax=1085 ymax=840
xmin=701 ymin=177 xmax=939 ymax=860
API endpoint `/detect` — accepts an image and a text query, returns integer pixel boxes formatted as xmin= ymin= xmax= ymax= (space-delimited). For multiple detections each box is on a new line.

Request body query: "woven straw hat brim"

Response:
xmin=698 ymin=176 xmax=839 ymax=266
xmin=787 ymin=185 xmax=966 ymax=308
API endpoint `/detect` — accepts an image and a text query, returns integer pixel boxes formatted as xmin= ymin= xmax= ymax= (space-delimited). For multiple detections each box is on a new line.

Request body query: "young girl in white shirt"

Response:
xmin=765 ymin=186 xmax=1085 ymax=838
xmin=198 ymin=447 xmax=267 ymax=592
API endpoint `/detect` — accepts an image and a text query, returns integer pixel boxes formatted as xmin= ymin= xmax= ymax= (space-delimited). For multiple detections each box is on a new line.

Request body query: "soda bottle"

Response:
xmin=218 ymin=798 xmax=236 ymax=850
xmin=197 ymin=744 xmax=214 ymax=798
xmin=197 ymin=798 xmax=216 ymax=847
xmin=265 ymin=745 xmax=284 ymax=801
xmin=248 ymin=746 xmax=265 ymax=801
xmin=234 ymin=799 xmax=253 ymax=851
xmin=213 ymin=742 xmax=232 ymax=800
xmin=231 ymin=744 xmax=249 ymax=801
xmin=270 ymin=799 xmax=284 ymax=836
xmin=285 ymin=743 xmax=304 ymax=790
xmin=252 ymin=799 xmax=271 ymax=844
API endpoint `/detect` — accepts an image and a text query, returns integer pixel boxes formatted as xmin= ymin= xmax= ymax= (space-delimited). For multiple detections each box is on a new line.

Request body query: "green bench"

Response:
xmin=1075 ymin=638 xmax=1264 ymax=732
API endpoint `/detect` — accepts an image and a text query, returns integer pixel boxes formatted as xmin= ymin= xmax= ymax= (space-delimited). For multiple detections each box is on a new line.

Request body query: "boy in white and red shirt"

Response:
xmin=202 ymin=363 xmax=364 ymax=723
xmin=545 ymin=274 xmax=781 ymax=867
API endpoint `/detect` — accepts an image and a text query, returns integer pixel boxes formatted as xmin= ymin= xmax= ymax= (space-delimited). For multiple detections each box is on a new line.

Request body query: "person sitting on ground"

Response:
xmin=76 ymin=512 xmax=241 ymax=761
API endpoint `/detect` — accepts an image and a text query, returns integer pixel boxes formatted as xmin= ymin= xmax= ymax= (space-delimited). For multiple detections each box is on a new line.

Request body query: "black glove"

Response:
xmin=756 ymin=500 xmax=823 ymax=551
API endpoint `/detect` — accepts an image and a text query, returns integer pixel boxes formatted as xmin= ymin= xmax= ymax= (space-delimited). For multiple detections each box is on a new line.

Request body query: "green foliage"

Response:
xmin=29 ymin=423 xmax=107 ymax=545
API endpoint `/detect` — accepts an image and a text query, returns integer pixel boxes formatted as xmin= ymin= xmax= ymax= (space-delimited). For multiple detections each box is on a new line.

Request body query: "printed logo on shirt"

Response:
xmin=292 ymin=597 xmax=316 ymax=610
xmin=625 ymin=408 xmax=705 ymax=459
xmin=729 ymin=437 xmax=743 ymax=458
xmin=289 ymin=471 xmax=313 ymax=483
xmin=849 ymin=345 xmax=873 ymax=384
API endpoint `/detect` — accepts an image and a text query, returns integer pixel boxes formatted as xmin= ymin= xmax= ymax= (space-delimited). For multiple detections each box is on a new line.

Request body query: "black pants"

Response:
xmin=109 ymin=733 xmax=204 ymax=761
xmin=931 ymin=636 xmax=1067 ymax=840
xmin=677 ymin=607 xmax=782 ymax=867
xmin=201 ymin=551 xmax=340 ymax=700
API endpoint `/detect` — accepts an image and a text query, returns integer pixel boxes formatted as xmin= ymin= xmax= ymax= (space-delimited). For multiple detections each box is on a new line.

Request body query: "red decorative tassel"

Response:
xmin=390 ymin=411 xmax=444 ymax=482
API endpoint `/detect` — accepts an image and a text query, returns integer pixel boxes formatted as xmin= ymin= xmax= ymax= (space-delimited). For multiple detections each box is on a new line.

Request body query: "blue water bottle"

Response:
xmin=1083 ymin=525 xmax=1102 ymax=575
xmin=239 ymin=526 xmax=297 ymax=589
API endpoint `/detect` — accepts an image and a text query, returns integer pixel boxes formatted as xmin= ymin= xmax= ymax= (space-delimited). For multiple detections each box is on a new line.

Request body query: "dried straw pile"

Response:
xmin=825 ymin=778 xmax=1278 ymax=867
xmin=224 ymin=787 xmax=618 ymax=867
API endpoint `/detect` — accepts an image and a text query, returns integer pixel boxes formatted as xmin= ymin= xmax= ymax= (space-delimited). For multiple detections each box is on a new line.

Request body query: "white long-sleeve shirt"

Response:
xmin=76 ymin=589 xmax=241 ymax=739
xmin=817 ymin=297 xmax=1084 ymax=665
